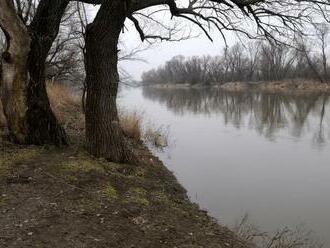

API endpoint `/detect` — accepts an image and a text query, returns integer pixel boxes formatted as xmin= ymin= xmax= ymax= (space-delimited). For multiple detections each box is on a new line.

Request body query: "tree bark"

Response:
xmin=0 ymin=0 xmax=31 ymax=143
xmin=85 ymin=0 xmax=138 ymax=163
xmin=25 ymin=0 xmax=69 ymax=145
xmin=0 ymin=0 xmax=69 ymax=145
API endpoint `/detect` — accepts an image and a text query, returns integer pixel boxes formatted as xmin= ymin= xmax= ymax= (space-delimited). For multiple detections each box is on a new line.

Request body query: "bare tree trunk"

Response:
xmin=0 ymin=0 xmax=69 ymax=145
xmin=85 ymin=0 xmax=138 ymax=163
xmin=0 ymin=0 xmax=31 ymax=143
xmin=25 ymin=0 xmax=69 ymax=145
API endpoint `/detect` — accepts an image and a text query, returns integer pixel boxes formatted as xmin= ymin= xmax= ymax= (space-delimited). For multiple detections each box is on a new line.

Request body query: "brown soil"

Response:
xmin=0 ymin=137 xmax=251 ymax=248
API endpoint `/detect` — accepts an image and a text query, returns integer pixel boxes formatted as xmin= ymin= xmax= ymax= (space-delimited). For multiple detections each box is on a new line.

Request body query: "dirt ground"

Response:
xmin=0 ymin=137 xmax=251 ymax=248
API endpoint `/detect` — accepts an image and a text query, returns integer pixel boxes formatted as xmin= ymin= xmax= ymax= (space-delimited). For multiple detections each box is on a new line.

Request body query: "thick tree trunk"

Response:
xmin=85 ymin=0 xmax=138 ymax=163
xmin=1 ymin=0 xmax=68 ymax=145
xmin=0 ymin=0 xmax=31 ymax=143
xmin=25 ymin=0 xmax=69 ymax=145
xmin=0 ymin=0 xmax=68 ymax=145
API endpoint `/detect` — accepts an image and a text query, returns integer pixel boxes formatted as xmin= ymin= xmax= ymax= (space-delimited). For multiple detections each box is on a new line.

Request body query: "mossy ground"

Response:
xmin=0 ymin=137 xmax=250 ymax=248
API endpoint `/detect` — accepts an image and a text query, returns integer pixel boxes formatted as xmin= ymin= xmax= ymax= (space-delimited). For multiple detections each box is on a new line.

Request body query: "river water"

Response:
xmin=119 ymin=86 xmax=330 ymax=245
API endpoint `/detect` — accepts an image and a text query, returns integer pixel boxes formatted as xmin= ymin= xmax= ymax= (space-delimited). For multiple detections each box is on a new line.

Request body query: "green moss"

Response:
xmin=66 ymin=175 xmax=78 ymax=183
xmin=0 ymin=195 xmax=7 ymax=206
xmin=102 ymin=163 xmax=124 ymax=175
xmin=151 ymin=191 xmax=170 ymax=203
xmin=0 ymin=148 xmax=40 ymax=177
xmin=126 ymin=187 xmax=149 ymax=206
xmin=0 ymin=163 xmax=8 ymax=177
xmin=105 ymin=165 xmax=146 ymax=182
xmin=102 ymin=184 xmax=118 ymax=201
xmin=134 ymin=167 xmax=146 ymax=179
xmin=61 ymin=159 xmax=105 ymax=174
xmin=59 ymin=151 xmax=124 ymax=176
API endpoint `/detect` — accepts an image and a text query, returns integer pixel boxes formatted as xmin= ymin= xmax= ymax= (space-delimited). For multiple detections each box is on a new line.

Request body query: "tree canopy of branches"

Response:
xmin=1 ymin=0 xmax=330 ymax=162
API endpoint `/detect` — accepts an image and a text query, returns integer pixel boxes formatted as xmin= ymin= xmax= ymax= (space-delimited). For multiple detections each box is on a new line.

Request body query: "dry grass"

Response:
xmin=0 ymin=83 xmax=83 ymax=132
xmin=47 ymin=83 xmax=81 ymax=121
xmin=119 ymin=110 xmax=142 ymax=141
xmin=144 ymin=124 xmax=169 ymax=149
xmin=0 ymin=83 xmax=168 ymax=149
xmin=119 ymin=109 xmax=169 ymax=149
xmin=234 ymin=214 xmax=323 ymax=248
xmin=47 ymin=83 xmax=85 ymax=134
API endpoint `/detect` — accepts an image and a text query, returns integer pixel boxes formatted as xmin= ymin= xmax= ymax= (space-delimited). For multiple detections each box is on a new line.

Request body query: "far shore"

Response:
xmin=144 ymin=80 xmax=330 ymax=93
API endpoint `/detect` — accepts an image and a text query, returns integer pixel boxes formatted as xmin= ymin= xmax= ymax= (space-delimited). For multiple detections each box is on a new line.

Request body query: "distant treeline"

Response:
xmin=142 ymin=26 xmax=330 ymax=85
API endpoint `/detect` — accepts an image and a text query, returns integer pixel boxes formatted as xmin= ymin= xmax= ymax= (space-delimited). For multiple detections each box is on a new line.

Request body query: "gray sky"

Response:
xmin=87 ymin=1 xmax=311 ymax=81
xmin=84 ymin=1 xmax=328 ymax=82
xmin=115 ymin=1 xmax=235 ymax=81
xmin=82 ymin=0 xmax=236 ymax=80
xmin=119 ymin=30 xmax=236 ymax=81
xmin=86 ymin=4 xmax=237 ymax=81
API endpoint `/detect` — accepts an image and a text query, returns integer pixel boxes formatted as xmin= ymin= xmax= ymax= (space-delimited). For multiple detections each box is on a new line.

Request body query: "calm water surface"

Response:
xmin=119 ymin=87 xmax=330 ymax=245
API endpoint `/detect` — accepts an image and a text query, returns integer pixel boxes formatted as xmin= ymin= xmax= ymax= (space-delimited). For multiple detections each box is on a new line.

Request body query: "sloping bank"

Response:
xmin=0 ymin=138 xmax=251 ymax=248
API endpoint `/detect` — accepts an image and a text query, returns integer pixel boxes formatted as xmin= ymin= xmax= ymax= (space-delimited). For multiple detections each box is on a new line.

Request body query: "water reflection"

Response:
xmin=120 ymin=87 xmax=330 ymax=246
xmin=143 ymin=87 xmax=330 ymax=146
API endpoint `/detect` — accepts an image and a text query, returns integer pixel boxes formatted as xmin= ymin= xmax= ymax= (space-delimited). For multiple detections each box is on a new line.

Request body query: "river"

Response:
xmin=119 ymin=86 xmax=330 ymax=245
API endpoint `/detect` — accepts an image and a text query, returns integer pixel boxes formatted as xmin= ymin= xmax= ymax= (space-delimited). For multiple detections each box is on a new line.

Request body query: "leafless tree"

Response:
xmin=295 ymin=34 xmax=325 ymax=83
xmin=245 ymin=41 xmax=261 ymax=81
xmin=0 ymin=0 xmax=149 ymax=147
xmin=1 ymin=0 xmax=330 ymax=161
xmin=259 ymin=41 xmax=296 ymax=81
xmin=0 ymin=0 xmax=69 ymax=145
xmin=313 ymin=22 xmax=330 ymax=81
xmin=46 ymin=3 xmax=87 ymax=85
xmin=141 ymin=28 xmax=330 ymax=86
xmin=81 ymin=0 xmax=330 ymax=163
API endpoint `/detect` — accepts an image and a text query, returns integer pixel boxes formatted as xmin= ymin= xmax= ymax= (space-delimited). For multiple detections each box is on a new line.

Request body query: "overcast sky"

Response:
xmin=86 ymin=4 xmax=237 ymax=81
xmin=86 ymin=1 xmax=322 ymax=82
xmin=119 ymin=29 xmax=236 ymax=81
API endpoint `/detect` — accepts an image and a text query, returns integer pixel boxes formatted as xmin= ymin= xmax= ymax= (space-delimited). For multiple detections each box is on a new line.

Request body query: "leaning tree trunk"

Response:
xmin=85 ymin=0 xmax=138 ymax=163
xmin=0 ymin=0 xmax=31 ymax=143
xmin=25 ymin=0 xmax=69 ymax=145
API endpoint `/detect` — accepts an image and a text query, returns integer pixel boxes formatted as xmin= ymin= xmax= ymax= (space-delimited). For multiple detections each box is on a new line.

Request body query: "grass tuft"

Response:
xmin=151 ymin=191 xmax=170 ymax=203
xmin=102 ymin=184 xmax=118 ymax=200
xmin=126 ymin=187 xmax=149 ymax=206
xmin=0 ymin=195 xmax=6 ymax=206
xmin=0 ymin=148 xmax=40 ymax=177
xmin=119 ymin=110 xmax=142 ymax=141
xmin=61 ymin=159 xmax=105 ymax=174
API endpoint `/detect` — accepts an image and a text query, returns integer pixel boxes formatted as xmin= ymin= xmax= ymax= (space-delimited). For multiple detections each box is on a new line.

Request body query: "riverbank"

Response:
xmin=0 ymin=139 xmax=251 ymax=248
xmin=145 ymin=80 xmax=330 ymax=93
xmin=0 ymin=84 xmax=251 ymax=248
xmin=220 ymin=80 xmax=330 ymax=93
